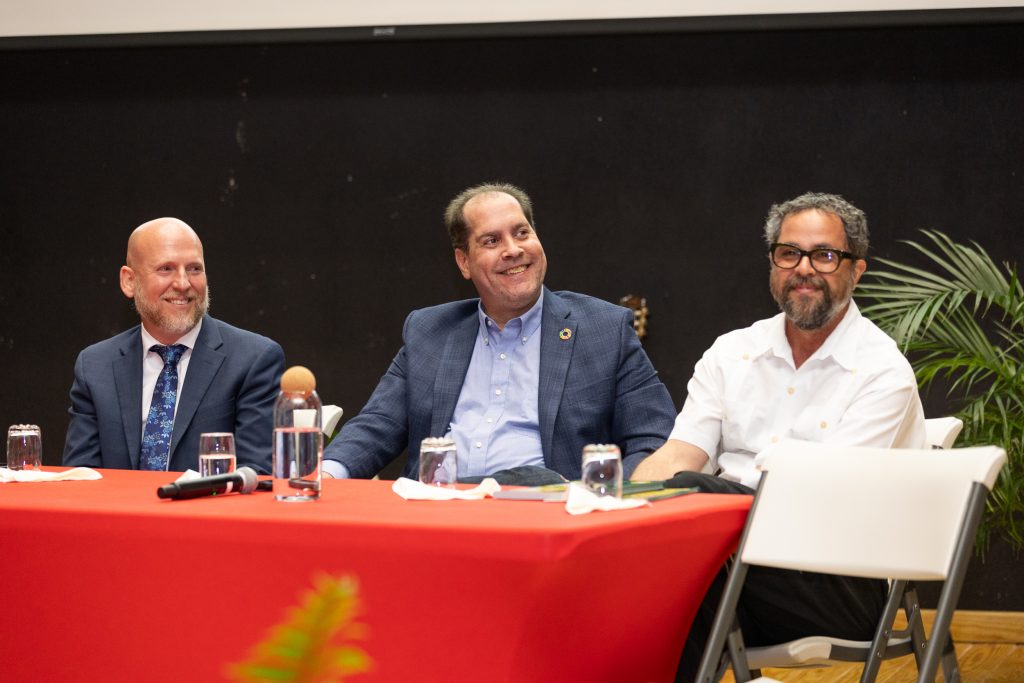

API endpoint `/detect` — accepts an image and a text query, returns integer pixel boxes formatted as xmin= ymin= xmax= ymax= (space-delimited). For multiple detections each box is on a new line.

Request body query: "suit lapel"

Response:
xmin=431 ymin=313 xmax=478 ymax=436
xmin=170 ymin=318 xmax=225 ymax=461
xmin=538 ymin=289 xmax=576 ymax=463
xmin=114 ymin=327 xmax=144 ymax=469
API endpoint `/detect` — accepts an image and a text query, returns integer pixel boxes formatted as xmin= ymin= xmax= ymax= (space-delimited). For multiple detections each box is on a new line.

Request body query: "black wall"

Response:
xmin=2 ymin=19 xmax=1023 ymax=611
xmin=2 ymin=20 xmax=1022 ymax=469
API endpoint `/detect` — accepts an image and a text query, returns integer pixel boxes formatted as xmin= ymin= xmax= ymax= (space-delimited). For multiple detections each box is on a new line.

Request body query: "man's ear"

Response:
xmin=454 ymin=248 xmax=472 ymax=280
xmin=852 ymin=258 xmax=867 ymax=286
xmin=119 ymin=265 xmax=136 ymax=298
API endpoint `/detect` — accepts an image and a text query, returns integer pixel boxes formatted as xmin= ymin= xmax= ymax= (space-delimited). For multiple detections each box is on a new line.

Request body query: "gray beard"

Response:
xmin=134 ymin=284 xmax=211 ymax=336
xmin=773 ymin=274 xmax=847 ymax=331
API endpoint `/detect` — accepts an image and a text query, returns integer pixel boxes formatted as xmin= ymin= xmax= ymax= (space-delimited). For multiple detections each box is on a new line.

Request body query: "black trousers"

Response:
xmin=668 ymin=471 xmax=888 ymax=683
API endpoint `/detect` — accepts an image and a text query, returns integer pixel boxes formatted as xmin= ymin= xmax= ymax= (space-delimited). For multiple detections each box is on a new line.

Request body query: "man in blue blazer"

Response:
xmin=323 ymin=183 xmax=675 ymax=482
xmin=62 ymin=218 xmax=284 ymax=473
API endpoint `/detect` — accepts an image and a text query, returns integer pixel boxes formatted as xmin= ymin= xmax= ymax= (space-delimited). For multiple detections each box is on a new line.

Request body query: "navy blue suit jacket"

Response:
xmin=62 ymin=315 xmax=284 ymax=473
xmin=323 ymin=288 xmax=676 ymax=479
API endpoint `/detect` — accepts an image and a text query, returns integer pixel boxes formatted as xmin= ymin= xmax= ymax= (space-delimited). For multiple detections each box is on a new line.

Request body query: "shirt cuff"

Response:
xmin=322 ymin=459 xmax=351 ymax=479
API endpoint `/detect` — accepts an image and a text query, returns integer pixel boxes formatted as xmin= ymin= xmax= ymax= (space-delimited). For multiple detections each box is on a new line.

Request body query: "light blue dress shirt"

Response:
xmin=445 ymin=297 xmax=545 ymax=477
xmin=322 ymin=296 xmax=546 ymax=480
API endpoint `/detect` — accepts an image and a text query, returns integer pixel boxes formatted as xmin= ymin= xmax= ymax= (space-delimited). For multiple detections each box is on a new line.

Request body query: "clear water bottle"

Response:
xmin=272 ymin=366 xmax=323 ymax=502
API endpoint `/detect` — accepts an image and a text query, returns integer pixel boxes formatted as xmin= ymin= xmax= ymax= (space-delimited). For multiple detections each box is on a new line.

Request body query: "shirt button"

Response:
xmin=475 ymin=441 xmax=483 ymax=448
xmin=499 ymin=353 xmax=507 ymax=360
xmin=495 ymin=389 xmax=502 ymax=396
xmin=486 ymin=418 xmax=493 ymax=423
xmin=742 ymin=353 xmax=750 ymax=360
xmin=771 ymin=436 xmax=779 ymax=443
xmin=522 ymin=337 xmax=528 ymax=343
xmin=787 ymin=387 xmax=795 ymax=395
xmin=820 ymin=421 xmax=828 ymax=429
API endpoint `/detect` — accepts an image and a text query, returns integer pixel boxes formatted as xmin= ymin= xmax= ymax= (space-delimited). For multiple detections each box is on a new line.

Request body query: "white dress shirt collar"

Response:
xmin=764 ymin=300 xmax=863 ymax=372
xmin=140 ymin=318 xmax=203 ymax=356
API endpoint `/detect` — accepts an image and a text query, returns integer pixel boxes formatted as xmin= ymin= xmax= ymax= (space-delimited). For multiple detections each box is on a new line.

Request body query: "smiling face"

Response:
xmin=454 ymin=191 xmax=547 ymax=328
xmin=769 ymin=209 xmax=866 ymax=331
xmin=119 ymin=218 xmax=209 ymax=344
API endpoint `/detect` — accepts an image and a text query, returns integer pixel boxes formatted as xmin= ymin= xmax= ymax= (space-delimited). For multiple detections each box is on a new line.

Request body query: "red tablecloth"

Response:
xmin=1 ymin=469 xmax=749 ymax=682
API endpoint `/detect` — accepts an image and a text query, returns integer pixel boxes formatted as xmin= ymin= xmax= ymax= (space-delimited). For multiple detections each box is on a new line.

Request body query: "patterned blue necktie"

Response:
xmin=140 ymin=344 xmax=187 ymax=471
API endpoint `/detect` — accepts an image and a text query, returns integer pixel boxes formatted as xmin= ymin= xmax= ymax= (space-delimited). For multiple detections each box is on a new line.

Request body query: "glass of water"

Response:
xmin=6 ymin=424 xmax=42 ymax=471
xmin=419 ymin=437 xmax=457 ymax=487
xmin=198 ymin=432 xmax=236 ymax=477
xmin=581 ymin=444 xmax=623 ymax=498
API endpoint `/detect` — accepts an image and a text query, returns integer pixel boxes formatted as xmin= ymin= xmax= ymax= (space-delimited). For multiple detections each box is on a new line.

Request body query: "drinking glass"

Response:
xmin=198 ymin=432 xmax=236 ymax=477
xmin=581 ymin=444 xmax=623 ymax=498
xmin=419 ymin=437 xmax=457 ymax=487
xmin=7 ymin=424 xmax=42 ymax=471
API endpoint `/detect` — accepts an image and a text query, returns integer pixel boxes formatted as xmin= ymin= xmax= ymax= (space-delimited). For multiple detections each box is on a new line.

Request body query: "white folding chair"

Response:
xmin=695 ymin=439 xmax=1006 ymax=683
xmin=925 ymin=416 xmax=964 ymax=449
xmin=322 ymin=404 xmax=344 ymax=440
xmin=293 ymin=404 xmax=343 ymax=440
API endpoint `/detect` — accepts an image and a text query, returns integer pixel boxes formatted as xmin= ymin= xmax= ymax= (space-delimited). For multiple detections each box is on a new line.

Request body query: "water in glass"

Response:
xmin=6 ymin=424 xmax=42 ymax=471
xmin=273 ymin=426 xmax=322 ymax=501
xmin=581 ymin=444 xmax=622 ymax=498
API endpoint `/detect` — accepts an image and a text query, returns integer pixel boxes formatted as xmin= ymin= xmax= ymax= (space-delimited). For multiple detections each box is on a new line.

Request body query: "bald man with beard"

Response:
xmin=63 ymin=218 xmax=284 ymax=473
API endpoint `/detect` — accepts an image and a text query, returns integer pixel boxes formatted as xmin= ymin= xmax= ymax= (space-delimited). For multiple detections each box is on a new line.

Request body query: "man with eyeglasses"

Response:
xmin=632 ymin=192 xmax=925 ymax=683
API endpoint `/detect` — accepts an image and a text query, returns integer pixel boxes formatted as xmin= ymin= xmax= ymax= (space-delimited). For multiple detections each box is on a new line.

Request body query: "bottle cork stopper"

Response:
xmin=280 ymin=366 xmax=316 ymax=395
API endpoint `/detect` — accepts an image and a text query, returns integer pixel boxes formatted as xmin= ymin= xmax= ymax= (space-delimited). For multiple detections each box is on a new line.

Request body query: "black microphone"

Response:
xmin=157 ymin=466 xmax=259 ymax=500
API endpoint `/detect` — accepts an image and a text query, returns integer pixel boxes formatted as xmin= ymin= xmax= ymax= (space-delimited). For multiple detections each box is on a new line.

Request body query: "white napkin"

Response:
xmin=176 ymin=469 xmax=202 ymax=482
xmin=564 ymin=481 xmax=649 ymax=515
xmin=392 ymin=477 xmax=501 ymax=500
xmin=0 ymin=467 xmax=103 ymax=483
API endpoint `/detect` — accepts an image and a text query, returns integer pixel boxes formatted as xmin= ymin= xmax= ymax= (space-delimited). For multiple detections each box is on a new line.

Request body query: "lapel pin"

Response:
xmin=559 ymin=328 xmax=572 ymax=340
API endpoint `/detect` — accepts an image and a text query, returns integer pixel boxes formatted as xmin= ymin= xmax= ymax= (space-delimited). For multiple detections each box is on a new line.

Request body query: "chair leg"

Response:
xmin=726 ymin=617 xmax=754 ymax=682
xmin=940 ymin=636 xmax=960 ymax=683
xmin=696 ymin=475 xmax=768 ymax=683
xmin=902 ymin=584 xmax=927 ymax=668
xmin=917 ymin=486 xmax=987 ymax=683
xmin=714 ymin=652 xmax=730 ymax=683
xmin=694 ymin=562 xmax=751 ymax=683
xmin=860 ymin=579 xmax=909 ymax=683
xmin=710 ymin=650 xmax=757 ymax=683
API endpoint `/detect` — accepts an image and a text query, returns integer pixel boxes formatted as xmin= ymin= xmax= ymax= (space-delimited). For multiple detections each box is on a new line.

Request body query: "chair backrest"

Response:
xmin=925 ymin=416 xmax=964 ymax=449
xmin=292 ymin=404 xmax=344 ymax=438
xmin=322 ymin=404 xmax=344 ymax=439
xmin=739 ymin=439 xmax=1005 ymax=581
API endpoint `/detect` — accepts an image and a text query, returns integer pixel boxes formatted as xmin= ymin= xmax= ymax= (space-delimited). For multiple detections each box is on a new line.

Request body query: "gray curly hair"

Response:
xmin=763 ymin=192 xmax=869 ymax=258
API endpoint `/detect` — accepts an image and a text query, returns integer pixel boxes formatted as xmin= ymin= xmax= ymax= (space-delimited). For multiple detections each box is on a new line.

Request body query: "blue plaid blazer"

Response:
xmin=324 ymin=288 xmax=676 ymax=480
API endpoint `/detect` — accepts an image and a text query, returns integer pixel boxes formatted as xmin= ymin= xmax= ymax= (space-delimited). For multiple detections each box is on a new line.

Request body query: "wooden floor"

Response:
xmin=719 ymin=611 xmax=1024 ymax=683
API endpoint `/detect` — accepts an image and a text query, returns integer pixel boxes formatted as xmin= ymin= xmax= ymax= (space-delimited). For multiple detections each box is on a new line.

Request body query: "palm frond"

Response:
xmin=859 ymin=229 xmax=1024 ymax=553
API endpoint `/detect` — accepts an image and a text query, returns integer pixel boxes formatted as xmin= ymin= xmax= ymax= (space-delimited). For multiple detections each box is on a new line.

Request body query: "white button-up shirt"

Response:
xmin=669 ymin=301 xmax=925 ymax=488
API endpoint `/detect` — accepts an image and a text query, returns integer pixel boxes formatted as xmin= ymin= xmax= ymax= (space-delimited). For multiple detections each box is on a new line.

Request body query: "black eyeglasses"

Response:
xmin=769 ymin=243 xmax=860 ymax=274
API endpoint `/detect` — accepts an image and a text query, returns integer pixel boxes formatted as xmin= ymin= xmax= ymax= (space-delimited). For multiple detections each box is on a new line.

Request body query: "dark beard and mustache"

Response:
xmin=770 ymin=273 xmax=849 ymax=331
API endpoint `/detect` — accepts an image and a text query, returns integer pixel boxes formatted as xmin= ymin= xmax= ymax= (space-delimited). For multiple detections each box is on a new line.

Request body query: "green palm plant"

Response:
xmin=857 ymin=230 xmax=1024 ymax=551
